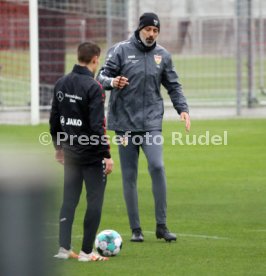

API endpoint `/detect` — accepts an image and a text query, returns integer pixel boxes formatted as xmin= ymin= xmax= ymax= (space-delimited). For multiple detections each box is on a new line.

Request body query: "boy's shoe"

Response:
xmin=54 ymin=247 xmax=79 ymax=259
xmin=78 ymin=251 xmax=109 ymax=262
xmin=130 ymin=228 xmax=144 ymax=242
xmin=156 ymin=224 xmax=177 ymax=242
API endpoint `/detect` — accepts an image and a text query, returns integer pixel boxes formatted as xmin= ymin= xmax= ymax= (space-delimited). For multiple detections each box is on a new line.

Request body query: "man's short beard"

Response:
xmin=139 ymin=32 xmax=156 ymax=47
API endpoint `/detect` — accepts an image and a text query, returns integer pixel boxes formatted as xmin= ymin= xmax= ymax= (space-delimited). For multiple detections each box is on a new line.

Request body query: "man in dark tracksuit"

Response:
xmin=50 ymin=42 xmax=113 ymax=262
xmin=98 ymin=13 xmax=191 ymax=242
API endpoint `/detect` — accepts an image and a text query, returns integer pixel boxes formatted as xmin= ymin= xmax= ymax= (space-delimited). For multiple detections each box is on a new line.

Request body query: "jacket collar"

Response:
xmin=72 ymin=64 xmax=94 ymax=77
xmin=131 ymin=30 xmax=157 ymax=52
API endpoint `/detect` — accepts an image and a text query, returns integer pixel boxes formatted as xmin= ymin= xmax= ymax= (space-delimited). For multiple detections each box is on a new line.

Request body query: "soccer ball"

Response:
xmin=95 ymin=229 xmax=122 ymax=257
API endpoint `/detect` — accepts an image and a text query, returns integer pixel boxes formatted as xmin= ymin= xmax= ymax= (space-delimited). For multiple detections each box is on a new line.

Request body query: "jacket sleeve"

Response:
xmin=88 ymin=83 xmax=111 ymax=159
xmin=161 ymin=53 xmax=189 ymax=114
xmin=97 ymin=44 xmax=121 ymax=90
xmin=49 ymin=86 xmax=62 ymax=150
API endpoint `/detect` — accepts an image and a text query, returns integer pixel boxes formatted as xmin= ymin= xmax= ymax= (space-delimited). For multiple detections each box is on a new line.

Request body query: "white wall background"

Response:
xmin=128 ymin=0 xmax=266 ymax=33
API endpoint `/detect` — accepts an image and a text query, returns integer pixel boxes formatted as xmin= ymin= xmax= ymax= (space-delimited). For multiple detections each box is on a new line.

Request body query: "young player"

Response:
xmin=50 ymin=42 xmax=113 ymax=261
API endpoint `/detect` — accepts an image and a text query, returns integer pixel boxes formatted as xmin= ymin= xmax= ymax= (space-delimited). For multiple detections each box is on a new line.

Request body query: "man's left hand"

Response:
xmin=180 ymin=112 xmax=191 ymax=132
xmin=104 ymin=158 xmax=114 ymax=175
xmin=55 ymin=149 xmax=64 ymax=165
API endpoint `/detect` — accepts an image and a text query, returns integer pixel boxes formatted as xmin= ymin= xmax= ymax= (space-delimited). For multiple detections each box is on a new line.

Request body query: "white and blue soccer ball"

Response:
xmin=95 ymin=229 xmax=122 ymax=257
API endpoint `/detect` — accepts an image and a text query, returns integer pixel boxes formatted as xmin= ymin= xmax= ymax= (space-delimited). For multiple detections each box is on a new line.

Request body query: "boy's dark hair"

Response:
xmin=77 ymin=42 xmax=101 ymax=64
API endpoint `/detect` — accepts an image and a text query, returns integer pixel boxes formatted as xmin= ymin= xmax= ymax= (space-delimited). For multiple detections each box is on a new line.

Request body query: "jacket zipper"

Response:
xmin=143 ymin=52 xmax=147 ymax=130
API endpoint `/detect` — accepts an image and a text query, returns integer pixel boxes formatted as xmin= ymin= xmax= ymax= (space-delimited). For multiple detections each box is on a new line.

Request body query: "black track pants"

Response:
xmin=59 ymin=161 xmax=106 ymax=254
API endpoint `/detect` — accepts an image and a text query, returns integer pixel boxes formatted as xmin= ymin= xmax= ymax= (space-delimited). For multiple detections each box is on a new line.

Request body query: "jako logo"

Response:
xmin=66 ymin=118 xmax=82 ymax=127
xmin=60 ymin=116 xmax=65 ymax=126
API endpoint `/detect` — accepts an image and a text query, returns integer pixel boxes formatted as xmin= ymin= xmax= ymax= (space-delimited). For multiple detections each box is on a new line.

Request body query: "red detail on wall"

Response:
xmin=0 ymin=1 xmax=29 ymax=49
xmin=38 ymin=8 xmax=66 ymax=85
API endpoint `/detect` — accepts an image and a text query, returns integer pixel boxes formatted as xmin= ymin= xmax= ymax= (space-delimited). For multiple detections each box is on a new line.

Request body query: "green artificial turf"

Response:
xmin=0 ymin=119 xmax=265 ymax=275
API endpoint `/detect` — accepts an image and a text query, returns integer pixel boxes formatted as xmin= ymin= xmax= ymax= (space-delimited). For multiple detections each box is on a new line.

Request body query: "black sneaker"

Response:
xmin=156 ymin=224 xmax=177 ymax=242
xmin=130 ymin=228 xmax=144 ymax=242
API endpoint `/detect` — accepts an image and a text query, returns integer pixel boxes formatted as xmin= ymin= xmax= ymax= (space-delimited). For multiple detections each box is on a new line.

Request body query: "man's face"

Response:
xmin=139 ymin=26 xmax=159 ymax=47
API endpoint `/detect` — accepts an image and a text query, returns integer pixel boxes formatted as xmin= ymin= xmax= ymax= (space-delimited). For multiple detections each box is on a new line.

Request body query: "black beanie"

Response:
xmin=138 ymin=12 xmax=160 ymax=32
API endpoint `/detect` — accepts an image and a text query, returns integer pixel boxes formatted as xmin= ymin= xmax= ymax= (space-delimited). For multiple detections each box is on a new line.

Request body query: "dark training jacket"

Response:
xmin=49 ymin=64 xmax=111 ymax=165
xmin=97 ymin=31 xmax=189 ymax=132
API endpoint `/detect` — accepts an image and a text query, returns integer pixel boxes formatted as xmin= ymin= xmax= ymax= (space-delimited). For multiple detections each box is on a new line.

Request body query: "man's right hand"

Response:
xmin=104 ymin=158 xmax=114 ymax=175
xmin=112 ymin=76 xmax=129 ymax=89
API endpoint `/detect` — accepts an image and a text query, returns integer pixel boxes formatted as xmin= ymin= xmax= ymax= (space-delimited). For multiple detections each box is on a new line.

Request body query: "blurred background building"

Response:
xmin=0 ymin=0 xmax=265 ymax=123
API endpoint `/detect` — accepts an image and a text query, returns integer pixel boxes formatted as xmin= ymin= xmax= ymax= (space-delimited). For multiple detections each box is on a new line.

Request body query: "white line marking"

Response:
xmin=44 ymin=231 xmax=229 ymax=240
xmin=143 ymin=231 xmax=229 ymax=240
xmin=178 ymin=233 xmax=229 ymax=240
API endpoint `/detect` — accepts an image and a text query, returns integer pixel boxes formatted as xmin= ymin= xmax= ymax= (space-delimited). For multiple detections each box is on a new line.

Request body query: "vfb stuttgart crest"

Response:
xmin=154 ymin=55 xmax=162 ymax=65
